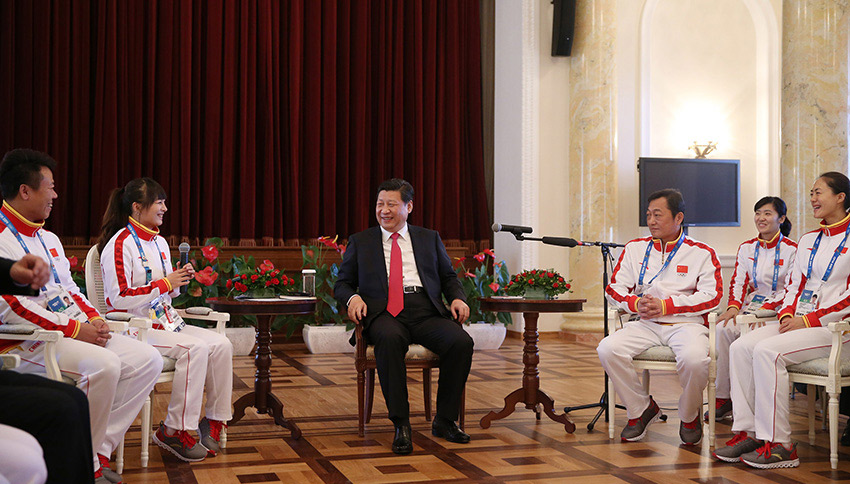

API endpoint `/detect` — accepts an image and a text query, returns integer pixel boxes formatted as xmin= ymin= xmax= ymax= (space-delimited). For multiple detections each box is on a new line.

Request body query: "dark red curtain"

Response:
xmin=0 ymin=0 xmax=490 ymax=246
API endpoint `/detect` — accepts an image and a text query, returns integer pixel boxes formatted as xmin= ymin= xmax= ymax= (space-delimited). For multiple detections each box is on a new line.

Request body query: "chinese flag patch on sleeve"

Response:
xmin=676 ymin=265 xmax=688 ymax=273
xmin=49 ymin=248 xmax=58 ymax=257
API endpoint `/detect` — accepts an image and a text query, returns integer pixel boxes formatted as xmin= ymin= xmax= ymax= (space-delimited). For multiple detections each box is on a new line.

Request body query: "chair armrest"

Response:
xmin=0 ymin=328 xmax=62 ymax=380
xmin=828 ymin=321 xmax=850 ymax=333
xmin=1 ymin=353 xmax=20 ymax=369
xmin=354 ymin=321 xmax=366 ymax=361
xmin=105 ymin=321 xmax=129 ymax=333
xmin=176 ymin=308 xmax=229 ymax=335
xmin=824 ymin=321 xmax=850 ymax=392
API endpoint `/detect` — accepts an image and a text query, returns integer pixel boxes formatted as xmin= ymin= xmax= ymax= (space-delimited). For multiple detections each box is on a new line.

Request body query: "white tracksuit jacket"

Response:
xmin=715 ymin=233 xmax=797 ymax=399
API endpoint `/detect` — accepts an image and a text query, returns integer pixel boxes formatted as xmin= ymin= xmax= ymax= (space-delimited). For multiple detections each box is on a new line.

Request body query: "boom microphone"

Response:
xmin=178 ymin=243 xmax=190 ymax=294
xmin=541 ymin=236 xmax=580 ymax=248
xmin=491 ymin=223 xmax=533 ymax=235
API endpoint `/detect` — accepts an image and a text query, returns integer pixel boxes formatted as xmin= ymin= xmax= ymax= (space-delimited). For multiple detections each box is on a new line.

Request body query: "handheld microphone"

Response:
xmin=541 ymin=236 xmax=580 ymax=248
xmin=492 ymin=223 xmax=533 ymax=235
xmin=178 ymin=243 xmax=190 ymax=294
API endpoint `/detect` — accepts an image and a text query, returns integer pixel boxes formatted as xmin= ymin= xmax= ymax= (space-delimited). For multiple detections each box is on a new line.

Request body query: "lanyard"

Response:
xmin=126 ymin=223 xmax=168 ymax=285
xmin=638 ymin=234 xmax=685 ymax=287
xmin=806 ymin=224 xmax=850 ymax=283
xmin=0 ymin=210 xmax=60 ymax=290
xmin=752 ymin=233 xmax=783 ymax=292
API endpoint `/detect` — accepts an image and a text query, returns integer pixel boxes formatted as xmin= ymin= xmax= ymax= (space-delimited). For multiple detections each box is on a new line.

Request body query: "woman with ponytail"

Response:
xmin=98 ymin=178 xmax=232 ymax=463
xmin=710 ymin=197 xmax=798 ymax=425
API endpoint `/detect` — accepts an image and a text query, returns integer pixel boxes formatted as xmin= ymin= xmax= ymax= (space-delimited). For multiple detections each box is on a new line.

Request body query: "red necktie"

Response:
xmin=387 ymin=232 xmax=404 ymax=317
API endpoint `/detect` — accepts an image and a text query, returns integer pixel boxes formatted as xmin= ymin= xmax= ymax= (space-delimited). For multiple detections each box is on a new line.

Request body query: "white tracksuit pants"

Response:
xmin=730 ymin=324 xmax=850 ymax=443
xmin=715 ymin=320 xmax=778 ymax=399
xmin=143 ymin=325 xmax=233 ymax=430
xmin=12 ymin=333 xmax=162 ymax=466
xmin=598 ymin=320 xmax=709 ymax=422
xmin=0 ymin=424 xmax=46 ymax=484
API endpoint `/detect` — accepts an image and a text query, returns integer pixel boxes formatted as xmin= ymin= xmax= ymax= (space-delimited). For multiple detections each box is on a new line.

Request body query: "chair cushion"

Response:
xmin=634 ymin=345 xmax=677 ymax=362
xmin=365 ymin=344 xmax=438 ymax=361
xmin=162 ymin=356 xmax=177 ymax=372
xmin=788 ymin=357 xmax=850 ymax=377
xmin=0 ymin=324 xmax=36 ymax=335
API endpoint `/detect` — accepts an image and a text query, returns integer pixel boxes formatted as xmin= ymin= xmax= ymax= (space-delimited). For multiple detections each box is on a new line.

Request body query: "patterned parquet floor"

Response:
xmin=114 ymin=336 xmax=850 ymax=483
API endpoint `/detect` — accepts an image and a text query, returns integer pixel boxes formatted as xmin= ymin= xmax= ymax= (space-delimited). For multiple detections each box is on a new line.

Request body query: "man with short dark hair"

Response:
xmin=335 ymin=178 xmax=473 ymax=455
xmin=598 ymin=188 xmax=723 ymax=445
xmin=0 ymin=149 xmax=163 ymax=483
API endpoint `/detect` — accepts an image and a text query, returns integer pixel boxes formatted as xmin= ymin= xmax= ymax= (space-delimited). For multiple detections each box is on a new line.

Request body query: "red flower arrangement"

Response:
xmin=194 ymin=266 xmax=219 ymax=286
xmin=225 ymin=260 xmax=295 ymax=297
xmin=505 ymin=268 xmax=571 ymax=298
xmin=201 ymin=245 xmax=219 ymax=263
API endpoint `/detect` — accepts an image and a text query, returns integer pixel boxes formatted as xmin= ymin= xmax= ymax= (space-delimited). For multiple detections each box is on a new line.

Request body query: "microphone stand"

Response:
xmin=561 ymin=240 xmax=627 ymax=432
xmin=506 ymin=230 xmax=627 ymax=430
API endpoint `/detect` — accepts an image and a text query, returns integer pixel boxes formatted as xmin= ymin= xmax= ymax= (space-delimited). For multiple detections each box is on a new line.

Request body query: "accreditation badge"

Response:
xmin=149 ymin=296 xmax=185 ymax=332
xmin=45 ymin=287 xmax=87 ymax=321
xmin=743 ymin=294 xmax=768 ymax=315
xmin=796 ymin=289 xmax=819 ymax=316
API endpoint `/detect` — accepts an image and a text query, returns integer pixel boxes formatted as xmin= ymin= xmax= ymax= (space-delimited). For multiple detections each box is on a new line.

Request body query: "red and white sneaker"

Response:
xmin=740 ymin=441 xmax=799 ymax=469
xmin=97 ymin=454 xmax=122 ymax=483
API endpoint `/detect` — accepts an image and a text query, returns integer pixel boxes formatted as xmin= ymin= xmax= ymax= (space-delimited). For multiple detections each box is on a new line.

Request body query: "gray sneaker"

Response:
xmin=704 ymin=398 xmax=733 ymax=421
xmin=679 ymin=418 xmax=703 ymax=445
xmin=712 ymin=431 xmax=762 ymax=462
xmin=621 ymin=398 xmax=661 ymax=442
xmin=741 ymin=441 xmax=799 ymax=469
xmin=152 ymin=422 xmax=207 ymax=462
xmin=198 ymin=417 xmax=226 ymax=456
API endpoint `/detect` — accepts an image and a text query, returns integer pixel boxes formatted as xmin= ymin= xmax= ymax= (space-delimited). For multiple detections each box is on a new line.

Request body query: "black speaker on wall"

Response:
xmin=551 ymin=0 xmax=576 ymax=57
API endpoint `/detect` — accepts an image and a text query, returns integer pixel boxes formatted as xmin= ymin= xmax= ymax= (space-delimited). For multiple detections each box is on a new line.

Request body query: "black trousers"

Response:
xmin=367 ymin=293 xmax=474 ymax=425
xmin=0 ymin=370 xmax=94 ymax=484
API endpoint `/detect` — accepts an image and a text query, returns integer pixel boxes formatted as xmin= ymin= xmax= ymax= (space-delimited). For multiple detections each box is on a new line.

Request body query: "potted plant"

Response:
xmin=299 ymin=236 xmax=355 ymax=354
xmin=505 ymin=268 xmax=571 ymax=299
xmin=454 ymin=249 xmax=512 ymax=350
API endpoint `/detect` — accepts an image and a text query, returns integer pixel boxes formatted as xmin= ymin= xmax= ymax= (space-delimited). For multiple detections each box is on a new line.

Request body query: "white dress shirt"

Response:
xmin=380 ymin=223 xmax=423 ymax=288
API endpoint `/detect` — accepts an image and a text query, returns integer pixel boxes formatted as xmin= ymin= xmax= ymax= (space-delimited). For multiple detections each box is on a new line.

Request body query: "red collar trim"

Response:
xmin=652 ymin=229 xmax=684 ymax=252
xmin=757 ymin=231 xmax=781 ymax=249
xmin=819 ymin=213 xmax=850 ymax=236
xmin=128 ymin=217 xmax=159 ymax=241
xmin=1 ymin=202 xmax=43 ymax=237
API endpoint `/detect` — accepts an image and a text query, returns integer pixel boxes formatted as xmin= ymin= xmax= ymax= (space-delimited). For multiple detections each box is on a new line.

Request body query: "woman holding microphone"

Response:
xmin=711 ymin=197 xmax=797 ymax=421
xmin=98 ymin=178 xmax=232 ymax=462
xmin=714 ymin=172 xmax=850 ymax=469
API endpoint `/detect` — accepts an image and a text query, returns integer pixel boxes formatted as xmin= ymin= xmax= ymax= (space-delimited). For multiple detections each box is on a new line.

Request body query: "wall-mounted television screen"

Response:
xmin=638 ymin=157 xmax=740 ymax=227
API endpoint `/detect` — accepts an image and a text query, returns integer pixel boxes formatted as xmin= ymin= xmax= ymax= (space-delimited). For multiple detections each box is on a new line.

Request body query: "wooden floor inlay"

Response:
xmin=109 ymin=337 xmax=850 ymax=483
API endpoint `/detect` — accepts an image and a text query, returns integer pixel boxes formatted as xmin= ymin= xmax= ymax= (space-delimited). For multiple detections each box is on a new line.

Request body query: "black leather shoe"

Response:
xmin=431 ymin=418 xmax=470 ymax=444
xmin=392 ymin=424 xmax=413 ymax=455
xmin=842 ymin=424 xmax=850 ymax=446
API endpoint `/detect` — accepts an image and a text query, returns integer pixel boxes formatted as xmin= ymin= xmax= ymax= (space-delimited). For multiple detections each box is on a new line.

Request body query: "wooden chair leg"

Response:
xmin=423 ymin=368 xmax=433 ymax=422
xmin=141 ymin=391 xmax=152 ymax=468
xmin=357 ymin=367 xmax=366 ymax=437
xmin=830 ymin=390 xmax=840 ymax=469
xmin=365 ymin=368 xmax=375 ymax=424
xmin=116 ymin=438 xmax=125 ymax=474
xmin=808 ymin=384 xmax=817 ymax=445
xmin=608 ymin=374 xmax=616 ymax=439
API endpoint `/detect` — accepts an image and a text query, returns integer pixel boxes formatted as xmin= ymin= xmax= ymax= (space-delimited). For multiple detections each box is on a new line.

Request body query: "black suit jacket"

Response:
xmin=334 ymin=225 xmax=466 ymax=330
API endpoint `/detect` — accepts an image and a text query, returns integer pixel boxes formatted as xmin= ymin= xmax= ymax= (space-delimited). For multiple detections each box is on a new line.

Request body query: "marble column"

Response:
xmin=561 ymin=0 xmax=617 ymax=335
xmin=781 ymin=0 xmax=850 ymax=236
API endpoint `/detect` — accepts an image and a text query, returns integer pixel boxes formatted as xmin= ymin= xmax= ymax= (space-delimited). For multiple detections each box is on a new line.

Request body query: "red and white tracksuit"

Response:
xmin=0 ymin=203 xmax=162 ymax=467
xmin=716 ymin=233 xmax=797 ymax=399
xmin=599 ymin=231 xmax=723 ymax=422
xmin=731 ymin=214 xmax=850 ymax=444
xmin=100 ymin=217 xmax=233 ymax=431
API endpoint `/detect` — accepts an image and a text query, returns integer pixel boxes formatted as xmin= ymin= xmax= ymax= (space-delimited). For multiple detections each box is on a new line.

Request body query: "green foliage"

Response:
xmin=454 ymin=251 xmax=512 ymax=326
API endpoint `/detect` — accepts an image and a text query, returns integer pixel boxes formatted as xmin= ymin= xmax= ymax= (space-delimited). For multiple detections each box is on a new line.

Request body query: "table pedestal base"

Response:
xmin=231 ymin=391 xmax=302 ymax=439
xmin=479 ymin=387 xmax=576 ymax=433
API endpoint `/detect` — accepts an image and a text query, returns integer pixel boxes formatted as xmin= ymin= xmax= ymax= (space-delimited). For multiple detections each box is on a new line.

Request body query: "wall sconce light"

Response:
xmin=689 ymin=141 xmax=717 ymax=158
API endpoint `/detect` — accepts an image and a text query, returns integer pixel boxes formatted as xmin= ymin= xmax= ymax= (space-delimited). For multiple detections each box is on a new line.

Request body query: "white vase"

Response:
xmin=463 ymin=322 xmax=507 ymax=350
xmin=303 ymin=324 xmax=355 ymax=354
xmin=225 ymin=327 xmax=256 ymax=356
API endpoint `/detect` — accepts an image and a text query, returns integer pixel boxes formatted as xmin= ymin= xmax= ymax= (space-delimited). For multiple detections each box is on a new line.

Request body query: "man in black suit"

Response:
xmin=335 ymin=178 xmax=473 ymax=455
